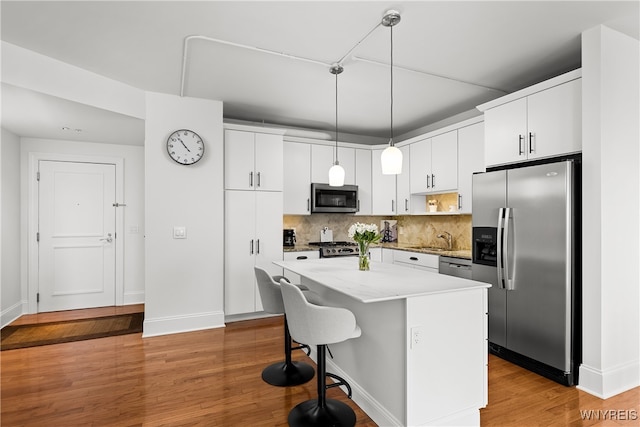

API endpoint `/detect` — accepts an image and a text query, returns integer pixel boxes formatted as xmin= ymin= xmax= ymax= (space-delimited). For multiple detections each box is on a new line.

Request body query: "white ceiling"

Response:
xmin=1 ymin=1 xmax=638 ymax=146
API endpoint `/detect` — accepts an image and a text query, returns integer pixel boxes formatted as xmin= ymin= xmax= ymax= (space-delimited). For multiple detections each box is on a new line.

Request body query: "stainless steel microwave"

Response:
xmin=311 ymin=183 xmax=358 ymax=213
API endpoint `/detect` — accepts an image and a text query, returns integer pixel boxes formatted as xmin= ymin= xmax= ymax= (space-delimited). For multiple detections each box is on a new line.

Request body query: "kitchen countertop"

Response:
xmin=283 ymin=242 xmax=471 ymax=260
xmin=274 ymin=257 xmax=488 ymax=303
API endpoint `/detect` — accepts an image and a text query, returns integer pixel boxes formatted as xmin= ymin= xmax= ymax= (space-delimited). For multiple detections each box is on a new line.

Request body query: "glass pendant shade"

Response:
xmin=381 ymin=144 xmax=403 ymax=175
xmin=328 ymin=162 xmax=346 ymax=186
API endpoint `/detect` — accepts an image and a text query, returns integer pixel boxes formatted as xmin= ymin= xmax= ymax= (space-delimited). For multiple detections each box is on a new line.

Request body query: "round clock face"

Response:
xmin=167 ymin=129 xmax=205 ymax=165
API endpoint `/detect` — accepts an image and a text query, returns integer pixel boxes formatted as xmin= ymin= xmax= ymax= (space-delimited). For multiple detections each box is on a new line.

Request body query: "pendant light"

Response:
xmin=328 ymin=63 xmax=346 ymax=187
xmin=380 ymin=10 xmax=403 ymax=175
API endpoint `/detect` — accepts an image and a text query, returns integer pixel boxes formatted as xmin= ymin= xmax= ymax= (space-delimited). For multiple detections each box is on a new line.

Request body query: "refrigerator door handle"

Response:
xmin=497 ymin=208 xmax=505 ymax=289
xmin=504 ymin=207 xmax=515 ymax=290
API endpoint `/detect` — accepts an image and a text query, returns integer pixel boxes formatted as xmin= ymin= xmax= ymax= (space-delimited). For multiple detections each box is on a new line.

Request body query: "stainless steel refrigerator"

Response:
xmin=471 ymin=159 xmax=580 ymax=386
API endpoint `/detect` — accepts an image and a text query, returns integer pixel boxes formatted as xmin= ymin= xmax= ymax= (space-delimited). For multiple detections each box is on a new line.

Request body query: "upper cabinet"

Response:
xmin=355 ymin=149 xmax=372 ymax=215
xmin=225 ymin=129 xmax=284 ymax=191
xmin=479 ymin=70 xmax=581 ymax=168
xmin=311 ymin=144 xmax=355 ymax=185
xmin=396 ymin=145 xmax=412 ymax=214
xmin=409 ymin=130 xmax=458 ymax=194
xmin=283 ymin=141 xmax=311 ymax=215
xmin=372 ymin=148 xmax=397 ymax=215
xmin=457 ymin=121 xmax=485 ymax=214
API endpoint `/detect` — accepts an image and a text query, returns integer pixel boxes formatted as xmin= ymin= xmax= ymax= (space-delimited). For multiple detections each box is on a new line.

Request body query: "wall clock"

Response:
xmin=167 ymin=129 xmax=205 ymax=165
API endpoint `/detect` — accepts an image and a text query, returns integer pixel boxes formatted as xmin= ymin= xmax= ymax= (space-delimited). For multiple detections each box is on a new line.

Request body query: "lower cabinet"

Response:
xmin=282 ymin=250 xmax=320 ymax=284
xmin=392 ymin=250 xmax=439 ymax=273
xmin=225 ymin=190 xmax=283 ymax=315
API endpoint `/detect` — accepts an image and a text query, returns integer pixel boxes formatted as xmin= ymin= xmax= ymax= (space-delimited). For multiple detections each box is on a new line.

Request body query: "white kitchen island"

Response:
xmin=274 ymin=257 xmax=490 ymax=427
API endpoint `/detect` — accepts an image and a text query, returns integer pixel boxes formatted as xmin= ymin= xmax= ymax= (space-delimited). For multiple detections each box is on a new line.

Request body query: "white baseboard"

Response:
xmin=1 ymin=301 xmax=26 ymax=328
xmin=123 ymin=291 xmax=145 ymax=305
xmin=578 ymin=361 xmax=640 ymax=399
xmin=142 ymin=310 xmax=225 ymax=337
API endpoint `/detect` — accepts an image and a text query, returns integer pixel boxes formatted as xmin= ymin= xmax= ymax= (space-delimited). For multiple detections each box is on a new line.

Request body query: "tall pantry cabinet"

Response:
xmin=224 ymin=126 xmax=285 ymax=316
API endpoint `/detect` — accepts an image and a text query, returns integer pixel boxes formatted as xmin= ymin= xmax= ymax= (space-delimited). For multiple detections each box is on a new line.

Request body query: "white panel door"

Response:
xmin=254 ymin=191 xmax=283 ymax=311
xmin=38 ymin=161 xmax=116 ymax=312
xmin=224 ymin=191 xmax=257 ymax=315
xmin=354 ymin=149 xmax=372 ymax=215
xmin=311 ymin=144 xmax=335 ymax=184
xmin=225 ymin=130 xmax=255 ymax=190
xmin=254 ymin=133 xmax=284 ymax=191
xmin=430 ymin=130 xmax=458 ymax=192
xmin=283 ymin=142 xmax=311 ymax=215
xmin=409 ymin=139 xmax=431 ymax=194
xmin=484 ymin=98 xmax=528 ymax=167
xmin=371 ymin=149 xmax=397 ymax=215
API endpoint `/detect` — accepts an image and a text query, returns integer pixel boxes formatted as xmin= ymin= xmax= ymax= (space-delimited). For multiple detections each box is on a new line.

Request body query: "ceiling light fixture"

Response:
xmin=380 ymin=10 xmax=402 ymax=175
xmin=328 ymin=63 xmax=346 ymax=187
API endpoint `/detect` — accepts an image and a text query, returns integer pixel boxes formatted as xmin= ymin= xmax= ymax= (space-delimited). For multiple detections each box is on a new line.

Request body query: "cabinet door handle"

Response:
xmin=249 ymin=171 xmax=254 ymax=187
xmin=307 ymin=198 xmax=310 ymax=212
xmin=256 ymin=172 xmax=261 ymax=187
xmin=256 ymin=239 xmax=260 ymax=254
xmin=426 ymin=174 xmax=430 ymax=188
xmin=296 ymin=256 xmax=308 ymax=260
xmin=432 ymin=174 xmax=436 ymax=188
xmin=410 ymin=256 xmax=419 ymax=261
xmin=458 ymin=194 xmax=462 ymax=210
xmin=529 ymin=132 xmax=535 ymax=154
xmin=518 ymin=135 xmax=525 ymax=155
xmin=391 ymin=200 xmax=395 ymax=212
xmin=250 ymin=239 xmax=254 ymax=255
xmin=405 ymin=198 xmax=409 ymax=212
xmin=357 ymin=199 xmax=360 ymax=212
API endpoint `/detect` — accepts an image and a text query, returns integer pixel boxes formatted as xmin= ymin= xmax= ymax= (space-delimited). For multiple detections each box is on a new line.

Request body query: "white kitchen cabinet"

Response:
xmin=392 ymin=250 xmax=439 ymax=273
xmin=483 ymin=77 xmax=581 ymax=167
xmin=225 ymin=191 xmax=283 ymax=315
xmin=410 ymin=131 xmax=458 ymax=194
xmin=311 ymin=144 xmax=355 ymax=185
xmin=396 ymin=145 xmax=412 ymax=214
xmin=372 ymin=148 xmax=397 ymax=215
xmin=354 ymin=149 xmax=372 ymax=215
xmin=282 ymin=250 xmax=320 ymax=284
xmin=283 ymin=141 xmax=311 ymax=215
xmin=225 ymin=129 xmax=283 ymax=191
xmin=457 ymin=122 xmax=485 ymax=214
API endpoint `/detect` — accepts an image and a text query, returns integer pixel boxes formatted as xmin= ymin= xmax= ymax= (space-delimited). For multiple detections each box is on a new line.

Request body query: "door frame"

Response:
xmin=27 ymin=152 xmax=125 ymax=313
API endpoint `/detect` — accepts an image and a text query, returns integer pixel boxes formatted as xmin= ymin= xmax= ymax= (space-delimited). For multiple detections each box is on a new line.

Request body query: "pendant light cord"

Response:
xmin=335 ymin=71 xmax=339 ymax=164
xmin=390 ymin=25 xmax=394 ymax=147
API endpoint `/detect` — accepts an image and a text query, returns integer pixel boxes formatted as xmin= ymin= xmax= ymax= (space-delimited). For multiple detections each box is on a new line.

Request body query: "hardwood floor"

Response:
xmin=2 ymin=306 xmax=638 ymax=426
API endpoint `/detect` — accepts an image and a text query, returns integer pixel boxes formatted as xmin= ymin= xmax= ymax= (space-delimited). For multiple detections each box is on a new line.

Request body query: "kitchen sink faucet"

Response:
xmin=437 ymin=231 xmax=453 ymax=250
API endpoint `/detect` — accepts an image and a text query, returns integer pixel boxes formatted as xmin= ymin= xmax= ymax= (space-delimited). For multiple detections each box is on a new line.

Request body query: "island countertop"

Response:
xmin=274 ymin=257 xmax=489 ymax=304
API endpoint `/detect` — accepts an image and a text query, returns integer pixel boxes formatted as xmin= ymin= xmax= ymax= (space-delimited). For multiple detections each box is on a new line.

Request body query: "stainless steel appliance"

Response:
xmin=311 ymin=183 xmax=358 ymax=213
xmin=472 ymin=158 xmax=581 ymax=386
xmin=309 ymin=241 xmax=359 ymax=258
xmin=439 ymin=256 xmax=472 ymax=279
xmin=283 ymin=229 xmax=296 ymax=247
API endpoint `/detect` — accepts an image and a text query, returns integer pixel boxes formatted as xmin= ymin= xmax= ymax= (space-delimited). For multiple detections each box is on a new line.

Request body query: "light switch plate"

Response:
xmin=173 ymin=226 xmax=187 ymax=239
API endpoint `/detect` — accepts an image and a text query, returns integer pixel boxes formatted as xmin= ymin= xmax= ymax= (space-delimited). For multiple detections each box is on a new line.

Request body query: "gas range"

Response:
xmin=308 ymin=241 xmax=359 ymax=258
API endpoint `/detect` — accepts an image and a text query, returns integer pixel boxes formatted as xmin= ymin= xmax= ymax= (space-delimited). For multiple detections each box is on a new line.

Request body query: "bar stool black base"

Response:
xmin=288 ymin=398 xmax=356 ymax=427
xmin=261 ymin=361 xmax=315 ymax=387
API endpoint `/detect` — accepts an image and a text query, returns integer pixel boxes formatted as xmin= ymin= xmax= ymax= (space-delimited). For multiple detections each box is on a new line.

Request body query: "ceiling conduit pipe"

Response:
xmin=180 ymin=35 xmax=333 ymax=97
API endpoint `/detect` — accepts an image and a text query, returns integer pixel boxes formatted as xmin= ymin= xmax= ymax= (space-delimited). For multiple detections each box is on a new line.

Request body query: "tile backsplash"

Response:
xmin=284 ymin=213 xmax=472 ymax=250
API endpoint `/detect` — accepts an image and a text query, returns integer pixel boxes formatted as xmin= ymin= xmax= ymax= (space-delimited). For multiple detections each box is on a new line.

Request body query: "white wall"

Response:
xmin=1 ymin=128 xmax=23 ymax=327
xmin=580 ymin=25 xmax=640 ymax=398
xmin=19 ymin=138 xmax=146 ymax=311
xmin=143 ymin=92 xmax=224 ymax=336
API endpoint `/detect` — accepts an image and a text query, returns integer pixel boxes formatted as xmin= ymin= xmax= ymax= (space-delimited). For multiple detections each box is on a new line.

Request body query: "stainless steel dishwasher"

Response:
xmin=439 ymin=256 xmax=472 ymax=279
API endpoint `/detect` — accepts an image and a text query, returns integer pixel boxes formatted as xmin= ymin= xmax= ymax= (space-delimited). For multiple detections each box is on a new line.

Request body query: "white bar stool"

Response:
xmin=280 ymin=279 xmax=362 ymax=427
xmin=254 ymin=267 xmax=315 ymax=387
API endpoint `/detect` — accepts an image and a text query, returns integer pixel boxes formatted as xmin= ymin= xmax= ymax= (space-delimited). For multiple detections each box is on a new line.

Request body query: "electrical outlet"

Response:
xmin=410 ymin=326 xmax=422 ymax=349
